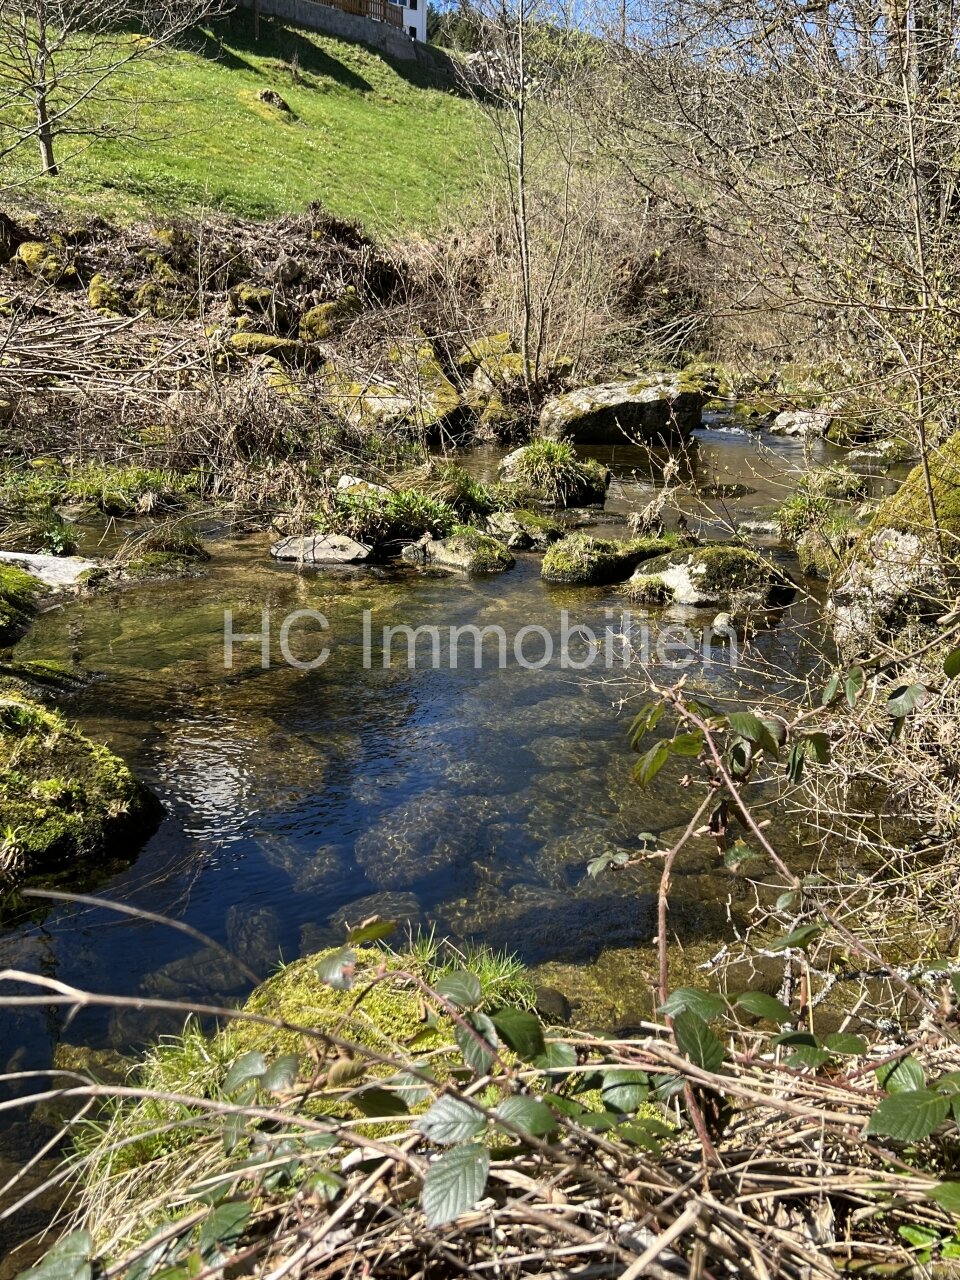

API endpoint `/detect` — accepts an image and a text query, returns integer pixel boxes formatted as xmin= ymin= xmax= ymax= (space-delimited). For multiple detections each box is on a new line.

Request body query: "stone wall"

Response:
xmin=236 ymin=0 xmax=442 ymax=63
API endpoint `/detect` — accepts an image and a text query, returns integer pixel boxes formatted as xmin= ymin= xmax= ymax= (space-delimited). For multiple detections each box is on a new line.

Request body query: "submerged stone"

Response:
xmin=401 ymin=528 xmax=514 ymax=574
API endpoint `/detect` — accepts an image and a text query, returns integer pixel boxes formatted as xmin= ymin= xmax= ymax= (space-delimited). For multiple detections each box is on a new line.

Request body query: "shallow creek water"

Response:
xmin=0 ymin=428 xmax=900 ymax=1076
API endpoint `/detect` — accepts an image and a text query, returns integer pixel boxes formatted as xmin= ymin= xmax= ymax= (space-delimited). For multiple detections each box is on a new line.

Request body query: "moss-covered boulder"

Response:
xmin=0 ymin=693 xmax=161 ymax=888
xmin=827 ymin=433 xmax=960 ymax=654
xmin=542 ymin=534 xmax=674 ymax=585
xmin=389 ymin=340 xmax=463 ymax=435
xmin=15 ymin=240 xmax=76 ymax=285
xmin=499 ymin=442 xmax=610 ymax=508
xmin=539 ymin=374 xmax=704 ymax=444
xmin=402 ymin=527 xmax=514 ymax=574
xmin=0 ymin=562 xmax=41 ymax=647
xmin=299 ymin=289 xmax=361 ymax=342
xmin=87 ymin=274 xmax=124 ymax=316
xmin=227 ymin=332 xmax=308 ymax=365
xmin=456 ymin=332 xmax=515 ymax=374
xmin=487 ymin=509 xmax=564 ymax=550
xmin=796 ymin=519 xmax=860 ymax=580
xmin=803 ymin=465 xmax=868 ymax=501
xmin=624 ymin=545 xmax=797 ymax=609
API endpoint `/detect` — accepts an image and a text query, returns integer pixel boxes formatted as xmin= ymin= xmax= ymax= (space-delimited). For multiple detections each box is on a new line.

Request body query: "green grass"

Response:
xmin=4 ymin=10 xmax=484 ymax=227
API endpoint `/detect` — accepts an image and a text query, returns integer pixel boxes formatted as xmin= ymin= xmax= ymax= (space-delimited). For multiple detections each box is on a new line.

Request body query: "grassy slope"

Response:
xmin=3 ymin=11 xmax=483 ymax=228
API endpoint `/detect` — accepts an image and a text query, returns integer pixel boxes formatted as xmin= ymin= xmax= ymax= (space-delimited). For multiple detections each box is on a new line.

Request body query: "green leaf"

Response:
xmin=316 ymin=947 xmax=356 ymax=991
xmin=616 ymin=1118 xmax=674 ymax=1152
xmin=222 ymin=1051 xmax=266 ymax=1095
xmin=877 ymin=1056 xmax=926 ymax=1093
xmin=670 ymin=731 xmax=703 ymax=757
xmin=786 ymin=742 xmax=804 ymax=784
xmin=659 ymin=988 xmax=727 ymax=1020
xmin=435 ymin=970 xmax=482 ymax=1010
xmin=929 ymin=1182 xmax=960 ymax=1216
xmin=490 ymin=1008 xmax=546 ymax=1061
xmin=823 ymin=1033 xmax=867 ymax=1056
xmin=727 ymin=711 xmax=779 ymax=755
xmin=772 ymin=1030 xmax=819 ymax=1047
xmin=945 ymin=647 xmax=960 ymax=680
xmin=421 ymin=1143 xmax=490 ymax=1227
xmin=534 ymin=1040 xmax=577 ymax=1072
xmin=301 ymin=1170 xmax=344 ymax=1203
xmin=353 ymin=1086 xmax=410 ymax=1118
xmin=124 ymin=1229 xmax=178 ymax=1280
xmin=845 ymin=665 xmax=865 ymax=707
xmin=634 ymin=740 xmax=671 ymax=787
xmin=887 ymin=683 xmax=926 ymax=718
xmin=198 ymin=1202 xmax=250 ymax=1260
xmin=261 ymin=1054 xmax=299 ymax=1094
xmin=600 ymin=1068 xmax=650 ymax=1113
xmin=785 ymin=1046 xmax=831 ymax=1071
xmin=17 ymin=1231 xmax=94 ymax=1280
xmin=222 ymin=1111 xmax=246 ymax=1157
xmin=629 ymin=701 xmax=665 ymax=747
xmin=391 ymin=1066 xmax=435 ymax=1107
xmin=587 ymin=850 xmax=631 ymax=877
xmin=769 ymin=922 xmax=824 ymax=952
xmin=899 ymin=1224 xmax=941 ymax=1248
xmin=822 ymin=673 xmax=841 ymax=705
xmin=867 ymin=1089 xmax=951 ymax=1141
xmin=804 ymin=732 xmax=831 ymax=763
xmin=346 ymin=919 xmax=396 ymax=944
xmin=495 ymin=1095 xmax=558 ymax=1136
xmin=735 ymin=991 xmax=792 ymax=1024
xmin=456 ymin=1012 xmax=498 ymax=1075
xmin=724 ymin=839 xmax=765 ymax=872
xmin=673 ymin=1009 xmax=725 ymax=1072
xmin=414 ymin=1095 xmax=486 ymax=1145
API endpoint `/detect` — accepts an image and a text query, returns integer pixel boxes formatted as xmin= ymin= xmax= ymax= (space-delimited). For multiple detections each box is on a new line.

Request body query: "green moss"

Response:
xmin=442 ymin=525 xmax=515 ymax=573
xmin=626 ymin=572 xmax=669 ymax=604
xmin=131 ymin=281 xmax=185 ymax=319
xmin=227 ymin=332 xmax=306 ymax=364
xmin=227 ymin=283 xmax=274 ymax=315
xmin=138 ymin=249 xmax=179 ymax=285
xmin=0 ymin=563 xmax=41 ymax=647
xmin=872 ymin=430 xmax=960 ymax=543
xmin=0 ymin=692 xmax=160 ymax=885
xmin=88 ymin=273 xmax=124 ymax=315
xmin=389 ymin=340 xmax=462 ymax=430
xmin=299 ymin=290 xmax=361 ymax=342
xmin=15 ymin=240 xmax=75 ymax=284
xmin=796 ymin=518 xmax=859 ymax=579
xmin=542 ymin=533 xmax=676 ymax=585
xmin=456 ymin=333 xmax=515 ymax=373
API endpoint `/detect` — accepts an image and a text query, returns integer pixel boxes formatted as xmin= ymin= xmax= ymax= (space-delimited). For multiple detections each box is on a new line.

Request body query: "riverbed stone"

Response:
xmin=401 ymin=528 xmax=514 ymax=574
xmin=329 ymin=891 xmax=424 ymax=936
xmin=540 ymin=375 xmax=704 ymax=444
xmin=0 ymin=551 xmax=98 ymax=589
xmin=271 ymin=533 xmax=370 ymax=564
xmin=769 ymin=408 xmax=832 ymax=437
xmin=486 ymin=509 xmax=564 ymax=550
xmin=225 ymin=904 xmax=281 ymax=974
xmin=624 ymin=545 xmax=797 ymax=609
xmin=541 ymin=533 xmax=675 ymax=585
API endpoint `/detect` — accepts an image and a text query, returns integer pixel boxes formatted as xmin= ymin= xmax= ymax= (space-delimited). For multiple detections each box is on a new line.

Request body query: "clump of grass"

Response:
xmin=316 ymin=488 xmax=458 ymax=548
xmin=0 ymin=507 xmax=79 ymax=556
xmin=397 ymin=461 xmax=494 ymax=517
xmin=776 ymin=490 xmax=833 ymax=542
xmin=115 ymin=521 xmax=208 ymax=564
xmin=504 ymin=440 xmax=609 ymax=507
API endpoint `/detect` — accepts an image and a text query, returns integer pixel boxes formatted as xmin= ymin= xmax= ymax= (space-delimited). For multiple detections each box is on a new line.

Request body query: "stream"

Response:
xmin=0 ymin=427 xmax=900 ymax=1092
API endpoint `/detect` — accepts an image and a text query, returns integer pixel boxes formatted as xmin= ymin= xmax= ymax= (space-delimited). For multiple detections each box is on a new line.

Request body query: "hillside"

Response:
xmin=1 ymin=9 xmax=484 ymax=229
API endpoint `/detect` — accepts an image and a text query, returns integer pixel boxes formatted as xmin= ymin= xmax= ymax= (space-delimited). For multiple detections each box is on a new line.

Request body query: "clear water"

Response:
xmin=0 ymin=428 xmax=895 ymax=1070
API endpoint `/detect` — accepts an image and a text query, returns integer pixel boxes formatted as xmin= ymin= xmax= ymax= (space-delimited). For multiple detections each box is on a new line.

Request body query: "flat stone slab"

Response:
xmin=0 ymin=550 xmax=98 ymax=587
xmin=271 ymin=534 xmax=370 ymax=564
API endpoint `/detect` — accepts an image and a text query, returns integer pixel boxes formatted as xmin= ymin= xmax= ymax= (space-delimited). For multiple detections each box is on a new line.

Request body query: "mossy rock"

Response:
xmin=227 ymin=332 xmax=309 ymax=365
xmin=403 ymin=526 xmax=515 ymax=574
xmin=227 ymin=283 xmax=274 ymax=316
xmin=803 ymin=465 xmax=867 ymax=501
xmin=123 ymin=551 xmax=208 ymax=580
xmin=499 ymin=445 xmax=610 ymax=509
xmin=542 ymin=533 xmax=675 ymax=585
xmin=388 ymin=339 xmax=463 ymax=434
xmin=870 ymin=431 xmax=960 ymax=545
xmin=623 ymin=544 xmax=797 ymax=609
xmin=796 ymin=522 xmax=859 ymax=580
xmin=132 ymin=281 xmax=185 ymax=320
xmin=151 ymin=226 xmax=197 ymax=270
xmin=87 ymin=274 xmax=125 ymax=316
xmin=456 ymin=332 xmax=515 ymax=373
xmin=0 ymin=693 xmax=161 ymax=887
xmin=0 ymin=563 xmax=41 ymax=647
xmin=540 ymin=375 xmax=704 ymax=444
xmin=487 ymin=509 xmax=564 ymax=550
xmin=137 ymin=250 xmax=179 ymax=286
xmin=15 ymin=240 xmax=75 ymax=285
xmin=299 ymin=290 xmax=361 ymax=342
xmin=227 ymin=947 xmax=452 ymax=1061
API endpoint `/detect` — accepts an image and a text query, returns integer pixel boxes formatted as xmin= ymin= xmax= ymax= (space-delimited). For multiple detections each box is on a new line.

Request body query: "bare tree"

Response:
xmin=0 ymin=0 xmax=222 ymax=177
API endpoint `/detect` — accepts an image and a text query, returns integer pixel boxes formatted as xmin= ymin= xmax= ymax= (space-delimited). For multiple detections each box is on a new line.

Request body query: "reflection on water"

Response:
xmin=2 ymin=432 xmax=842 ymax=1068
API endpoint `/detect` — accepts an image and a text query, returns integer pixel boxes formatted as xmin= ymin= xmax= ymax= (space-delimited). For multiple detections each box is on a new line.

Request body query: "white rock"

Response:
xmin=0 ymin=551 xmax=98 ymax=588
xmin=769 ymin=409 xmax=833 ymax=437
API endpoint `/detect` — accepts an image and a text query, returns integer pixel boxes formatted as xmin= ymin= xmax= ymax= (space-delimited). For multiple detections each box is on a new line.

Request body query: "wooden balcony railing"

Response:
xmin=310 ymin=0 xmax=406 ymax=27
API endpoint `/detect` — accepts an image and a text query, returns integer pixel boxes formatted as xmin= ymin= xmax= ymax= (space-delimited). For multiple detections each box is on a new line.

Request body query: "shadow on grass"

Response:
xmin=192 ymin=7 xmax=462 ymax=96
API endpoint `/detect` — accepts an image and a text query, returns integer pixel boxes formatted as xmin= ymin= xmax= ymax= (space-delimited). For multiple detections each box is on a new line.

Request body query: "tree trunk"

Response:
xmin=36 ymin=93 xmax=58 ymax=176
